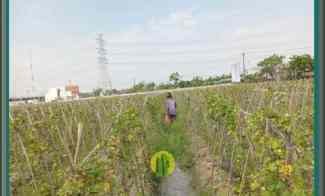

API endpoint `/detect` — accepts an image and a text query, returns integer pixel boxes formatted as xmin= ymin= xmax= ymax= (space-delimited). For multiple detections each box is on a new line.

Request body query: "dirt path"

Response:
xmin=190 ymin=132 xmax=232 ymax=195
xmin=160 ymin=164 xmax=197 ymax=196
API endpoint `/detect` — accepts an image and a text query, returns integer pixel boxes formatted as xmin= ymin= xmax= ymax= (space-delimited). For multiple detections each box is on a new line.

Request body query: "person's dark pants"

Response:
xmin=168 ymin=114 xmax=176 ymax=121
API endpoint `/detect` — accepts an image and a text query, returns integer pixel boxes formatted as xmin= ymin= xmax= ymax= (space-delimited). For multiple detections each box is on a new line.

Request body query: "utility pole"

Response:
xmin=133 ymin=78 xmax=136 ymax=88
xmin=242 ymin=52 xmax=246 ymax=76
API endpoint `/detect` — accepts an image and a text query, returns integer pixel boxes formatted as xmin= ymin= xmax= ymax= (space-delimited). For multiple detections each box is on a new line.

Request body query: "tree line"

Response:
xmin=243 ymin=53 xmax=313 ymax=82
xmin=81 ymin=53 xmax=313 ymax=97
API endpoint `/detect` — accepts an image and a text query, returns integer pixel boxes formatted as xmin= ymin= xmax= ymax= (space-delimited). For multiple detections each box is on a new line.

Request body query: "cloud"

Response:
xmin=105 ymin=8 xmax=198 ymax=44
xmin=165 ymin=8 xmax=197 ymax=28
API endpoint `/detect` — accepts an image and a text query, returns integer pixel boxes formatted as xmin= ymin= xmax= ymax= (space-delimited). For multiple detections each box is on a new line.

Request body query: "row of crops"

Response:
xmin=10 ymin=79 xmax=313 ymax=195
xmin=182 ymin=80 xmax=313 ymax=195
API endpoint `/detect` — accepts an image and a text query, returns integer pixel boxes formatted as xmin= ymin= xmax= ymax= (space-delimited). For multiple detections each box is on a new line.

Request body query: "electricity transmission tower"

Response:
xmin=96 ymin=33 xmax=112 ymax=94
xmin=26 ymin=50 xmax=37 ymax=97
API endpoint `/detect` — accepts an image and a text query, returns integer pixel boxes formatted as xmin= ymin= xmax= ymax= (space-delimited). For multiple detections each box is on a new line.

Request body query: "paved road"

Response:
xmin=11 ymin=83 xmax=234 ymax=106
xmin=68 ymin=83 xmax=233 ymax=102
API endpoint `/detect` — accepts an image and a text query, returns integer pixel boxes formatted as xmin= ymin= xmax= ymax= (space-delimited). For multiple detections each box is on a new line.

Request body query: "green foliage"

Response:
xmin=92 ymin=88 xmax=103 ymax=96
xmin=11 ymin=101 xmax=154 ymax=195
xmin=169 ymin=72 xmax=181 ymax=85
xmin=287 ymin=54 xmax=313 ymax=80
xmin=201 ymin=80 xmax=313 ymax=195
xmin=11 ymin=80 xmax=313 ymax=196
xmin=145 ymin=82 xmax=156 ymax=91
xmin=207 ymin=94 xmax=238 ymax=133
xmin=108 ymin=73 xmax=232 ymax=95
xmin=132 ymin=82 xmax=146 ymax=92
xmin=257 ymin=54 xmax=285 ymax=80
xmin=190 ymin=76 xmax=204 ymax=87
xmin=83 ymin=52 xmax=313 ymax=97
xmin=144 ymin=96 xmax=193 ymax=170
xmin=241 ymin=73 xmax=261 ymax=83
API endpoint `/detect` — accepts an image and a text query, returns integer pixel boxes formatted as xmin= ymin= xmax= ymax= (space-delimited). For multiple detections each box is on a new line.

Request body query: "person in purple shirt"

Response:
xmin=165 ymin=92 xmax=177 ymax=124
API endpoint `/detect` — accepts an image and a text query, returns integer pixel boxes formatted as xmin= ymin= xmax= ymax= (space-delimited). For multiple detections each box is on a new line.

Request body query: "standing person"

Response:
xmin=165 ymin=92 xmax=177 ymax=124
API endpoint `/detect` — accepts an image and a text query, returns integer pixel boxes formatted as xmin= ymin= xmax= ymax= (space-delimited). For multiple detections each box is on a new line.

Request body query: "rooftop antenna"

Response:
xmin=96 ymin=33 xmax=112 ymax=94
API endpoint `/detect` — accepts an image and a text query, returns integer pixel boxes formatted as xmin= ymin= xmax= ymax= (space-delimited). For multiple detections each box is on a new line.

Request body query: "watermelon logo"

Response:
xmin=150 ymin=151 xmax=176 ymax=177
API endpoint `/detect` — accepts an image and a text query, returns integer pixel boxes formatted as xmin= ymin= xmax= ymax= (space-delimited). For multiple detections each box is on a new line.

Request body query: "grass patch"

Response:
xmin=144 ymin=97 xmax=194 ymax=171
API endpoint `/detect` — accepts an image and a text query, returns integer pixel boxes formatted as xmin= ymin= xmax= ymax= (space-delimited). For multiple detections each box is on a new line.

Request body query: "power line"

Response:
xmin=33 ymin=44 xmax=313 ymax=77
xmin=41 ymin=45 xmax=312 ymax=75
xmin=246 ymin=46 xmax=312 ymax=55
xmin=104 ymin=30 xmax=311 ymax=46
xmin=14 ymin=44 xmax=313 ymax=95
xmin=103 ymin=45 xmax=312 ymax=57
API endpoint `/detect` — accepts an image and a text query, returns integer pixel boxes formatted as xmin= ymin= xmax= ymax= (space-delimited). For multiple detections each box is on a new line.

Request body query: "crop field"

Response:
xmin=10 ymin=80 xmax=313 ymax=196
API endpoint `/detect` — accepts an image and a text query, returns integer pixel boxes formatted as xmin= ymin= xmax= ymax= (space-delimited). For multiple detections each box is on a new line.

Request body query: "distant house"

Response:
xmin=45 ymin=87 xmax=71 ymax=102
xmin=45 ymin=82 xmax=80 ymax=102
xmin=231 ymin=63 xmax=241 ymax=83
xmin=65 ymin=82 xmax=80 ymax=98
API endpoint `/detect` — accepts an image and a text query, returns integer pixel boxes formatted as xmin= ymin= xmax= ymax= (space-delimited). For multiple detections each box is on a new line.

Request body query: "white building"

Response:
xmin=231 ymin=63 xmax=241 ymax=83
xmin=45 ymin=87 xmax=73 ymax=102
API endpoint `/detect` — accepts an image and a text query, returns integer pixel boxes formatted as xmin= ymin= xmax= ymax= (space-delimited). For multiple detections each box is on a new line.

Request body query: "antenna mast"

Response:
xmin=96 ymin=33 xmax=112 ymax=94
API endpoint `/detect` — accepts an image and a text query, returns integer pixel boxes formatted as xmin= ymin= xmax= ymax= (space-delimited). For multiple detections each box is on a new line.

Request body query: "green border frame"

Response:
xmin=0 ymin=0 xmax=2 ymax=194
xmin=314 ymin=0 xmax=323 ymax=195
xmin=1 ymin=0 xmax=322 ymax=195
xmin=314 ymin=0 xmax=320 ymax=194
xmin=1 ymin=0 xmax=9 ymax=195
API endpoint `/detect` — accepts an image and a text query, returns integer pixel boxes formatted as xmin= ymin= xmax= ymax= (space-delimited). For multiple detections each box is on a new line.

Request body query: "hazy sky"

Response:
xmin=10 ymin=0 xmax=314 ymax=97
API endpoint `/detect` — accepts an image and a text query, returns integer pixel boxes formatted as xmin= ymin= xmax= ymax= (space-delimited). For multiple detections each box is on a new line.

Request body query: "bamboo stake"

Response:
xmin=17 ymin=132 xmax=38 ymax=193
xmin=238 ymin=148 xmax=251 ymax=196
xmin=56 ymin=127 xmax=75 ymax=171
xmin=74 ymin=122 xmax=83 ymax=165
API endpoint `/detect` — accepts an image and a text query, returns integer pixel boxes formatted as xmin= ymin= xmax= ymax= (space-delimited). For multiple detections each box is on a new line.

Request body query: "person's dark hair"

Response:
xmin=167 ymin=92 xmax=173 ymax=98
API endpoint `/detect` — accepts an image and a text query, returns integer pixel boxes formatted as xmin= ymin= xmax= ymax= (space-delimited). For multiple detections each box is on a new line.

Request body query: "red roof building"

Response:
xmin=65 ymin=81 xmax=80 ymax=98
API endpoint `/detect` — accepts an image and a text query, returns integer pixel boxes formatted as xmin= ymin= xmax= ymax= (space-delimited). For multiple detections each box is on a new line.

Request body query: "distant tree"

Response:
xmin=190 ymin=76 xmax=204 ymax=86
xmin=93 ymin=88 xmax=103 ymax=96
xmin=257 ymin=54 xmax=285 ymax=80
xmin=145 ymin=82 xmax=156 ymax=91
xmin=132 ymin=82 xmax=145 ymax=92
xmin=169 ymin=72 xmax=181 ymax=85
xmin=241 ymin=73 xmax=261 ymax=83
xmin=101 ymin=89 xmax=112 ymax=96
xmin=111 ymin=89 xmax=119 ymax=94
xmin=205 ymin=76 xmax=216 ymax=85
xmin=79 ymin=92 xmax=93 ymax=98
xmin=178 ymin=80 xmax=192 ymax=88
xmin=220 ymin=74 xmax=231 ymax=79
xmin=157 ymin=82 xmax=173 ymax=90
xmin=287 ymin=54 xmax=313 ymax=79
